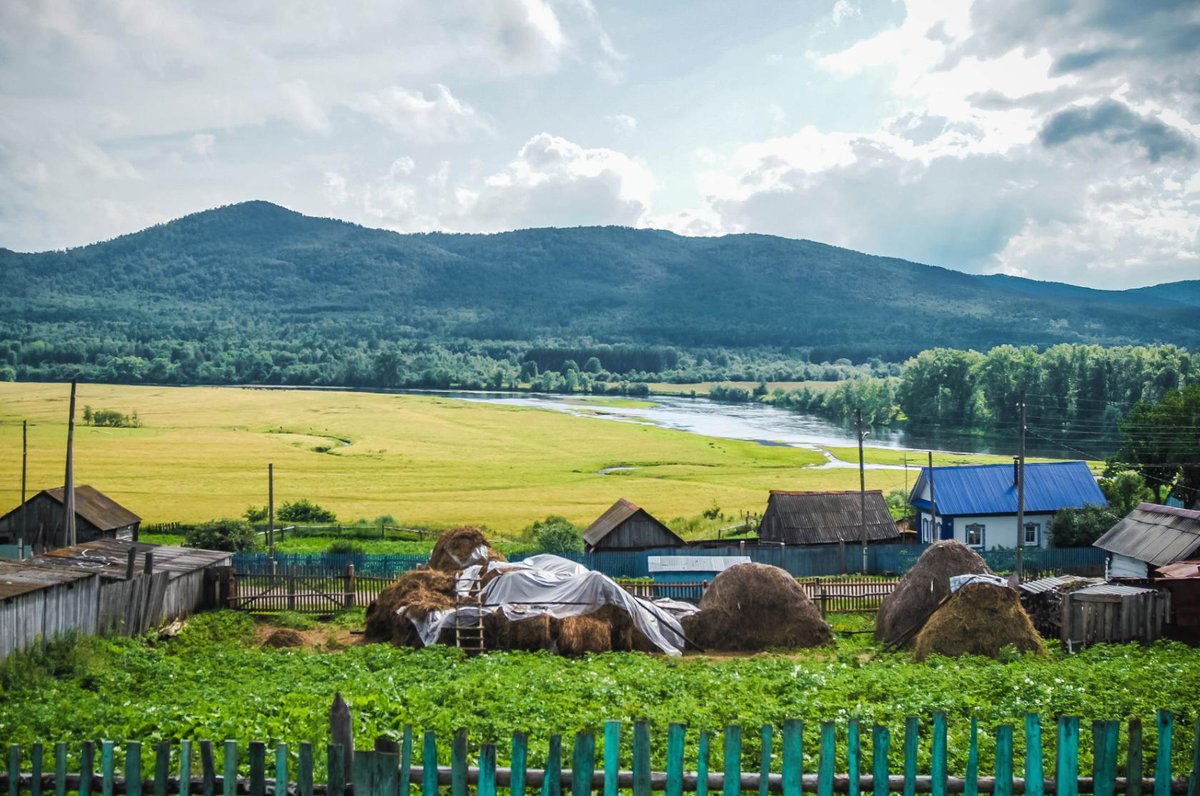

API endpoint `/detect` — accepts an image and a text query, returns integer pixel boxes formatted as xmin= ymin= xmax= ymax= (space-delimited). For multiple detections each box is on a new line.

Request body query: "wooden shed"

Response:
xmin=1093 ymin=503 xmax=1200 ymax=579
xmin=759 ymin=490 xmax=899 ymax=545
xmin=1154 ymin=561 xmax=1200 ymax=645
xmin=0 ymin=485 xmax=141 ymax=554
xmin=1060 ymin=582 xmax=1169 ymax=647
xmin=583 ymin=498 xmax=685 ymax=552
xmin=0 ymin=561 xmax=101 ymax=661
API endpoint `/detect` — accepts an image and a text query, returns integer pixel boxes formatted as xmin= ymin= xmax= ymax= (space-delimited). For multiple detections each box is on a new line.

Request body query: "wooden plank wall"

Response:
xmin=0 ymin=576 xmax=101 ymax=660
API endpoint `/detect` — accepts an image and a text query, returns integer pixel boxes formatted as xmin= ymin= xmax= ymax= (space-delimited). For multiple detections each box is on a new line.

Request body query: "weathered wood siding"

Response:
xmin=0 ymin=494 xmax=116 ymax=553
xmin=0 ymin=575 xmax=100 ymax=660
xmin=592 ymin=511 xmax=684 ymax=550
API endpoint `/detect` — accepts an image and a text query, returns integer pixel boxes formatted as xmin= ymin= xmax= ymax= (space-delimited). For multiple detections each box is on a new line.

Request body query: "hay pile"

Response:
xmin=681 ymin=563 xmax=832 ymax=651
xmin=427 ymin=526 xmax=507 ymax=572
xmin=262 ymin=629 xmax=304 ymax=648
xmin=913 ymin=582 xmax=1045 ymax=660
xmin=556 ymin=613 xmax=613 ymax=656
xmin=875 ymin=541 xmax=991 ymax=648
xmin=364 ymin=568 xmax=457 ymax=645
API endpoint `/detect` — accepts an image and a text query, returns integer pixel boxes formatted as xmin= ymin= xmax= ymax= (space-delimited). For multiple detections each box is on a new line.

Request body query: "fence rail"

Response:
xmin=3 ymin=712 xmax=1198 ymax=796
xmin=226 ymin=567 xmax=392 ymax=614
xmin=613 ymin=579 xmax=900 ymax=613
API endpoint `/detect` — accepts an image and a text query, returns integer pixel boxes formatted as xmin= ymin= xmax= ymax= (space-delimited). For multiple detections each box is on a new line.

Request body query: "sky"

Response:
xmin=1 ymin=0 xmax=1198 ymax=289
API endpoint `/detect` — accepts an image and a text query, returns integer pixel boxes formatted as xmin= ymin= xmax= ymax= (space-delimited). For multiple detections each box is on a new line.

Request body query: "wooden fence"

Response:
xmin=3 ymin=712 xmax=1198 ymax=796
xmin=613 ymin=579 xmax=899 ymax=613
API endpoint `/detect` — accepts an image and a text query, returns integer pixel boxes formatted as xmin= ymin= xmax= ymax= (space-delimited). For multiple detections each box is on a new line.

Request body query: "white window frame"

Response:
xmin=1024 ymin=521 xmax=1040 ymax=546
xmin=965 ymin=522 xmax=985 ymax=548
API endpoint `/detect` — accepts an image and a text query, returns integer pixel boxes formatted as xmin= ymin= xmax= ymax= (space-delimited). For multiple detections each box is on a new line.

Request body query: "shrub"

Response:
xmin=1049 ymin=504 xmax=1123 ymax=547
xmin=277 ymin=498 xmax=337 ymax=524
xmin=327 ymin=540 xmax=365 ymax=555
xmin=185 ymin=518 xmax=260 ymax=552
xmin=527 ymin=515 xmax=584 ymax=555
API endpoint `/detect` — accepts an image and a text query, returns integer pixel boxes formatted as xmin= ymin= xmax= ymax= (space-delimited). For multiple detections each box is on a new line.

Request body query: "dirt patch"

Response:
xmin=913 ymin=582 xmax=1046 ymax=660
xmin=254 ymin=623 xmax=359 ymax=651
xmin=427 ymin=526 xmax=507 ymax=572
xmin=681 ymin=563 xmax=833 ymax=651
xmin=875 ymin=541 xmax=991 ymax=648
xmin=262 ymin=628 xmax=305 ymax=648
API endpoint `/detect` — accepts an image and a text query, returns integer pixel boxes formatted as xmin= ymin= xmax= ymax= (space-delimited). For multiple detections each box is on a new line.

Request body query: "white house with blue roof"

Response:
xmin=908 ymin=461 xmax=1107 ymax=551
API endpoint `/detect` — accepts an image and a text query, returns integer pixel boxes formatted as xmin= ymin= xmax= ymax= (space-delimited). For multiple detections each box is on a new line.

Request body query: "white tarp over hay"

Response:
xmin=407 ymin=554 xmax=694 ymax=655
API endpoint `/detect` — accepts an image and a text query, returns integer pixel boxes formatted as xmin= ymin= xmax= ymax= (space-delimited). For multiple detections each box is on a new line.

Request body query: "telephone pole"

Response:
xmin=268 ymin=463 xmax=275 ymax=556
xmin=1015 ymin=392 xmax=1027 ymax=582
xmin=856 ymin=407 xmax=868 ymax=572
xmin=64 ymin=380 xmax=78 ymax=548
xmin=927 ymin=451 xmax=936 ymax=543
xmin=21 ymin=420 xmax=28 ymax=553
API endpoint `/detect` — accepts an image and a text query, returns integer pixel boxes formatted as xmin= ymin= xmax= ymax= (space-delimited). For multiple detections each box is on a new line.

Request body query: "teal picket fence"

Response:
xmin=3 ymin=712 xmax=1198 ymax=796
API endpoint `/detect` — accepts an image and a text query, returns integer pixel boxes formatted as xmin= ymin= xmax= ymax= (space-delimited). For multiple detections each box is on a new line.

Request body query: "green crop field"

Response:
xmin=1 ymin=382 xmax=1034 ymax=532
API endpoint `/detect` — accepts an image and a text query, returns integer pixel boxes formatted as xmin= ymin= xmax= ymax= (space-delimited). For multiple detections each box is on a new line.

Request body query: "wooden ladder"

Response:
xmin=454 ymin=574 xmax=486 ymax=655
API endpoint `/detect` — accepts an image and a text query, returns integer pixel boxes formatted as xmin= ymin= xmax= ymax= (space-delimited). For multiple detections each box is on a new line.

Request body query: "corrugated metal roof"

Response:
xmin=1074 ymin=582 xmax=1158 ymax=597
xmin=0 ymin=560 xmax=95 ymax=599
xmin=1093 ymin=503 xmax=1200 ymax=566
xmin=583 ymin=498 xmax=683 ymax=547
xmin=29 ymin=539 xmax=232 ymax=579
xmin=910 ymin=461 xmax=1105 ymax=516
xmin=760 ymin=490 xmax=898 ymax=545
xmin=1018 ymin=574 xmax=1102 ymax=594
xmin=42 ymin=485 xmax=141 ymax=530
xmin=1156 ymin=560 xmax=1200 ymax=579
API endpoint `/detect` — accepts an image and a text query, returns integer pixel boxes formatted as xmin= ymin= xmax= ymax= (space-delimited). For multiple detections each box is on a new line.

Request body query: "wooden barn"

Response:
xmin=0 ymin=485 xmax=141 ymax=554
xmin=0 ymin=560 xmax=100 ymax=661
xmin=759 ymin=490 xmax=899 ymax=545
xmin=583 ymin=498 xmax=685 ymax=552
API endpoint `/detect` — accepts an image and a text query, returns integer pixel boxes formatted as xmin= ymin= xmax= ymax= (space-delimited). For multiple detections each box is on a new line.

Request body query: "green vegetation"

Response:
xmin=1116 ymin=384 xmax=1200 ymax=505
xmin=1049 ymin=505 xmax=1124 ymax=548
xmin=277 ymin=498 xmax=338 ymax=524
xmin=82 ymin=406 xmax=142 ymax=428
xmin=527 ymin=516 xmax=584 ymax=555
xmin=0 ymin=612 xmax=1196 ymax=775
xmin=183 ymin=519 xmax=259 ymax=552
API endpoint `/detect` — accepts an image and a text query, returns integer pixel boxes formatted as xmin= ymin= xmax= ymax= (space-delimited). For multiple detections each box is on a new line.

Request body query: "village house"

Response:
xmin=758 ymin=490 xmax=899 ymax=545
xmin=0 ymin=485 xmax=141 ymax=555
xmin=1093 ymin=503 xmax=1200 ymax=580
xmin=908 ymin=460 xmax=1106 ymax=551
xmin=583 ymin=498 xmax=685 ymax=552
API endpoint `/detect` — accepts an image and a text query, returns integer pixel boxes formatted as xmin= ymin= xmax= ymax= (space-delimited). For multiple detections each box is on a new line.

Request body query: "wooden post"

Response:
xmin=1016 ymin=392 xmax=1027 ymax=583
xmin=288 ymin=566 xmax=297 ymax=611
xmin=345 ymin=564 xmax=356 ymax=610
xmin=856 ymin=407 xmax=868 ymax=573
xmin=928 ymin=451 xmax=937 ymax=544
xmin=64 ymin=380 xmax=78 ymax=548
xmin=330 ymin=694 xmax=353 ymax=784
xmin=126 ymin=547 xmax=138 ymax=579
xmin=20 ymin=420 xmax=27 ymax=551
xmin=268 ymin=464 xmax=275 ymax=554
xmin=144 ymin=551 xmax=154 ymax=576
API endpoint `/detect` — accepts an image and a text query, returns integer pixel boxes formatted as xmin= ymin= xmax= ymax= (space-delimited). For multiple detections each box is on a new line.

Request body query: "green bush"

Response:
xmin=1049 ymin=504 xmax=1123 ymax=547
xmin=527 ymin=515 xmax=584 ymax=554
xmin=184 ymin=518 xmax=260 ymax=552
xmin=327 ymin=540 xmax=365 ymax=555
xmin=277 ymin=498 xmax=337 ymax=524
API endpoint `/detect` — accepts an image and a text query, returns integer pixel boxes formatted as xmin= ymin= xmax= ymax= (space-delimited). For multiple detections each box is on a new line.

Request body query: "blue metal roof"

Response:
xmin=909 ymin=461 xmax=1106 ymax=517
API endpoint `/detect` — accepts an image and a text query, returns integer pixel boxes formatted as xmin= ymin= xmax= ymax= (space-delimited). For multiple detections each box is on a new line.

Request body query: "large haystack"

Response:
xmin=681 ymin=563 xmax=833 ymax=651
xmin=913 ymin=582 xmax=1045 ymax=660
xmin=555 ymin=614 xmax=613 ymax=656
xmin=875 ymin=541 xmax=991 ymax=648
xmin=364 ymin=569 xmax=457 ymax=646
xmin=427 ymin=526 xmax=507 ymax=572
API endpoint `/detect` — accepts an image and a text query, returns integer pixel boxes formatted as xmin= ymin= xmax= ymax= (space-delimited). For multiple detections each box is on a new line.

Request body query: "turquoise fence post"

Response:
xmin=81 ymin=742 xmax=95 ymax=796
xmin=250 ymin=742 xmax=266 ymax=796
xmin=200 ymin=742 xmax=215 ymax=796
xmin=760 ymin=725 xmax=773 ymax=796
xmin=781 ymin=721 xmax=803 ymax=796
xmin=1128 ymin=718 xmax=1144 ymax=796
xmin=180 ymin=740 xmax=192 ymax=796
xmin=1056 ymin=717 xmax=1079 ymax=796
xmin=1094 ymin=722 xmax=1118 ymax=796
xmin=30 ymin=744 xmax=42 ymax=796
xmin=479 ymin=744 xmax=496 ymax=796
xmin=101 ymin=742 xmax=114 ymax=796
xmin=275 ymin=743 xmax=287 ymax=796
xmin=126 ymin=742 xmax=142 ymax=796
xmin=297 ymin=744 xmax=313 ymax=796
xmin=573 ymin=731 xmax=595 ymax=796
xmin=818 ymin=723 xmax=834 ymax=796
xmin=421 ymin=734 xmax=436 ymax=796
xmin=452 ymin=730 xmax=468 ymax=796
xmin=400 ymin=727 xmax=412 ymax=796
xmin=724 ymin=725 xmax=743 ymax=796
xmin=632 ymin=724 xmax=650 ymax=796
xmin=697 ymin=731 xmax=712 ymax=796
xmin=666 ymin=724 xmax=685 ymax=796
xmin=903 ymin=717 xmax=918 ymax=796
xmin=1187 ymin=716 xmax=1200 ymax=796
xmin=848 ymin=720 xmax=861 ymax=796
xmin=602 ymin=724 xmax=619 ymax=796
xmin=931 ymin=713 xmax=947 ymax=796
xmin=995 ymin=725 xmax=1013 ymax=796
xmin=223 ymin=742 xmax=238 ymax=796
xmin=543 ymin=734 xmax=562 ymax=796
xmin=54 ymin=742 xmax=66 ymax=796
xmin=511 ymin=732 xmax=528 ymax=796
xmin=1154 ymin=711 xmax=1173 ymax=796
xmin=1026 ymin=715 xmax=1043 ymax=796
xmin=964 ymin=719 xmax=978 ymax=796
xmin=871 ymin=726 xmax=889 ymax=796
xmin=329 ymin=744 xmax=347 ymax=796
xmin=155 ymin=741 xmax=171 ymax=796
xmin=6 ymin=745 xmax=17 ymax=796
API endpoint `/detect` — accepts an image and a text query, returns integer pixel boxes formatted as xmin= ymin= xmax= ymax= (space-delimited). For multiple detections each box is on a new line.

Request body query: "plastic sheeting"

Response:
xmin=404 ymin=554 xmax=694 ymax=655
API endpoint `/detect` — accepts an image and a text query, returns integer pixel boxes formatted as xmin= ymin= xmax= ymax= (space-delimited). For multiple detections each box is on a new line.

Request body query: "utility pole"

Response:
xmin=1015 ymin=392 xmax=1026 ymax=582
xmin=927 ymin=451 xmax=937 ymax=544
xmin=268 ymin=463 xmax=275 ymax=556
xmin=21 ymin=420 xmax=28 ymax=554
xmin=856 ymin=407 xmax=868 ymax=573
xmin=64 ymin=380 xmax=78 ymax=548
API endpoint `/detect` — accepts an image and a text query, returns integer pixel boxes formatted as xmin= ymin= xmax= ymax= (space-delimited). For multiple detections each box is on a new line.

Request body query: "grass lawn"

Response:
xmin=0 ymin=382 xmax=1020 ymax=533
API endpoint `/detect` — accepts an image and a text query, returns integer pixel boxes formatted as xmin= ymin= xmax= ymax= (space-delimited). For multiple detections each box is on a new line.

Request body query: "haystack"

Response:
xmin=506 ymin=614 xmax=557 ymax=651
xmin=427 ymin=526 xmax=507 ymax=572
xmin=913 ymin=582 xmax=1045 ymax=660
xmin=875 ymin=541 xmax=991 ymax=648
xmin=364 ymin=568 xmax=457 ymax=646
xmin=262 ymin=629 xmax=304 ymax=648
xmin=555 ymin=613 xmax=613 ymax=656
xmin=681 ymin=563 xmax=832 ymax=651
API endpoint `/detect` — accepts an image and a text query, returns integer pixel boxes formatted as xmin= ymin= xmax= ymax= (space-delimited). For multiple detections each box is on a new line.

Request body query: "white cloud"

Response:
xmin=606 ymin=114 xmax=638 ymax=135
xmin=352 ymin=85 xmax=492 ymax=143
xmin=830 ymin=0 xmax=861 ymax=26
xmin=280 ymin=80 xmax=331 ymax=134
xmin=187 ymin=133 xmax=215 ymax=157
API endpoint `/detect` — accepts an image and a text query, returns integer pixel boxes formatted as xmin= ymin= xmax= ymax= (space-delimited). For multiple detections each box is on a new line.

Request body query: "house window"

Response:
xmin=1024 ymin=522 xmax=1040 ymax=546
xmin=965 ymin=523 xmax=985 ymax=547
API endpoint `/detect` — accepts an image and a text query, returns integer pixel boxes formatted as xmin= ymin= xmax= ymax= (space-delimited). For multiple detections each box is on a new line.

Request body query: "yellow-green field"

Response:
xmin=1 ymin=383 xmax=1004 ymax=532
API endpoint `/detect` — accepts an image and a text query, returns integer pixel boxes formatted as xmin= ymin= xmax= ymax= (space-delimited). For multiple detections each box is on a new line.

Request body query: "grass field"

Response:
xmin=2 ymin=382 xmax=1013 ymax=532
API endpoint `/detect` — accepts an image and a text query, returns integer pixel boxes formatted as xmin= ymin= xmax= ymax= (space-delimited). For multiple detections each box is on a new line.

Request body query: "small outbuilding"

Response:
xmin=759 ymin=490 xmax=898 ymax=545
xmin=1093 ymin=503 xmax=1200 ymax=579
xmin=583 ymin=498 xmax=685 ymax=552
xmin=0 ymin=485 xmax=141 ymax=554
xmin=0 ymin=560 xmax=100 ymax=661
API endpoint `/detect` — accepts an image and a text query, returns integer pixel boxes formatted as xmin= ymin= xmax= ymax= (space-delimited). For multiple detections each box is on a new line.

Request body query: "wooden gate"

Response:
xmin=227 ymin=565 xmax=376 ymax=614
